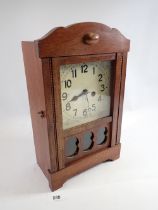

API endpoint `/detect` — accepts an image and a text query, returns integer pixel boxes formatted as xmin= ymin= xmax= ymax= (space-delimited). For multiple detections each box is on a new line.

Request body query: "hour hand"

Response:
xmin=69 ymin=95 xmax=78 ymax=102
xmin=69 ymin=89 xmax=88 ymax=102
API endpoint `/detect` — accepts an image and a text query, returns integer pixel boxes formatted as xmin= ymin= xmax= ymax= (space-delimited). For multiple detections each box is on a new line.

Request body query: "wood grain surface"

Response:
xmin=22 ymin=22 xmax=130 ymax=191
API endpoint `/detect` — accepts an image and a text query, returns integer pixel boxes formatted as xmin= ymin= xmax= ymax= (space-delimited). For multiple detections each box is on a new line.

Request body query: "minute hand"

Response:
xmin=69 ymin=89 xmax=88 ymax=102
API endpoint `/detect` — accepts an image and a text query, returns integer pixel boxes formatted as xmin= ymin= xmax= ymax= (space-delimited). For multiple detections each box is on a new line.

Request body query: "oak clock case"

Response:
xmin=22 ymin=22 xmax=130 ymax=191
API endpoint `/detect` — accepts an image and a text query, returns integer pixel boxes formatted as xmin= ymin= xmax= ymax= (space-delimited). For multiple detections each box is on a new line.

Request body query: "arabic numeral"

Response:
xmin=98 ymin=74 xmax=103 ymax=82
xmin=66 ymin=103 xmax=71 ymax=111
xmin=98 ymin=95 xmax=102 ymax=101
xmin=73 ymin=109 xmax=77 ymax=116
xmin=83 ymin=109 xmax=88 ymax=117
xmin=81 ymin=64 xmax=88 ymax=73
xmin=62 ymin=92 xmax=68 ymax=100
xmin=88 ymin=104 xmax=96 ymax=112
xmin=93 ymin=67 xmax=95 ymax=74
xmin=100 ymin=84 xmax=105 ymax=92
xmin=64 ymin=79 xmax=72 ymax=88
xmin=92 ymin=104 xmax=96 ymax=111
xmin=71 ymin=69 xmax=77 ymax=78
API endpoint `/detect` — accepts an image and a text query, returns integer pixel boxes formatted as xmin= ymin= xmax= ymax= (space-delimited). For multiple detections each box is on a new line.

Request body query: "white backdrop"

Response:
xmin=0 ymin=0 xmax=158 ymax=209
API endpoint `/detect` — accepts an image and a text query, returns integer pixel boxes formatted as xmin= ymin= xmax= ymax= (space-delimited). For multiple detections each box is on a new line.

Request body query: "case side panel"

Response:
xmin=111 ymin=53 xmax=123 ymax=146
xmin=22 ymin=41 xmax=52 ymax=180
xmin=41 ymin=58 xmax=59 ymax=172
xmin=116 ymin=53 xmax=127 ymax=144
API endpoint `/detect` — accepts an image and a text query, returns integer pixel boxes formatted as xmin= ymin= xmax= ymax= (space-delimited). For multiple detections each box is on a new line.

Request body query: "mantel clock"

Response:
xmin=22 ymin=22 xmax=130 ymax=191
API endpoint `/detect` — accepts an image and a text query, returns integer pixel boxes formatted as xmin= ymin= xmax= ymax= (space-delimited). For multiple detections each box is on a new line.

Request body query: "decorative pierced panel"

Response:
xmin=64 ymin=123 xmax=111 ymax=165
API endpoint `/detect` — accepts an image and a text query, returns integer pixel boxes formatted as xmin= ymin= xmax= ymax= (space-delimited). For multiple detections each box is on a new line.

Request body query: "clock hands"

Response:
xmin=69 ymin=89 xmax=89 ymax=102
xmin=69 ymin=89 xmax=96 ymax=102
xmin=85 ymin=93 xmax=90 ymax=107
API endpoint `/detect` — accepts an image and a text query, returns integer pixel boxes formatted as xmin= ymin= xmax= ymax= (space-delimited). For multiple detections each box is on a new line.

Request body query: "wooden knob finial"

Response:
xmin=83 ymin=32 xmax=100 ymax=45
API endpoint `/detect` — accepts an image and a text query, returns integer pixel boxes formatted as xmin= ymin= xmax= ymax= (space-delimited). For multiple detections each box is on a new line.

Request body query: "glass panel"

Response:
xmin=60 ymin=61 xmax=112 ymax=129
xmin=65 ymin=137 xmax=78 ymax=157
xmin=83 ymin=132 xmax=94 ymax=151
xmin=96 ymin=127 xmax=108 ymax=145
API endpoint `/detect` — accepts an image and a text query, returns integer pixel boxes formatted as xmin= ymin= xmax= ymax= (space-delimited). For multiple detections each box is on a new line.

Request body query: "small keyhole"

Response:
xmin=37 ymin=111 xmax=45 ymax=118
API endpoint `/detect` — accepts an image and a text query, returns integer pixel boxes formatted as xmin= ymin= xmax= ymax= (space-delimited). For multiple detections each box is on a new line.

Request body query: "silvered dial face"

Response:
xmin=60 ymin=61 xmax=112 ymax=129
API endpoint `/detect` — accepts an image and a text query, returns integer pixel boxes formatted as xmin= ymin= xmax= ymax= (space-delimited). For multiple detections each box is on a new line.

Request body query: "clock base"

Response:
xmin=49 ymin=143 xmax=121 ymax=191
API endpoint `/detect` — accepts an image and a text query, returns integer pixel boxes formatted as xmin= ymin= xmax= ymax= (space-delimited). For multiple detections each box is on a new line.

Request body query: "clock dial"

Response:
xmin=60 ymin=61 xmax=112 ymax=129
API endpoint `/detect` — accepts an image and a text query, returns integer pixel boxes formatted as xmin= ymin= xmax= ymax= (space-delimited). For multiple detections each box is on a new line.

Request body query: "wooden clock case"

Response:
xmin=22 ymin=22 xmax=130 ymax=191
